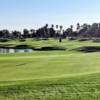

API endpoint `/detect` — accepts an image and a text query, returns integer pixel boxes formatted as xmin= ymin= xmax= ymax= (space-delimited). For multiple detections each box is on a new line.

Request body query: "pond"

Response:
xmin=0 ymin=46 xmax=66 ymax=53
xmin=0 ymin=48 xmax=33 ymax=53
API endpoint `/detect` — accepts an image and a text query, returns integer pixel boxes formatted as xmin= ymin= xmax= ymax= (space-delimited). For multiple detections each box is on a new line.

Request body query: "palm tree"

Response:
xmin=43 ymin=24 xmax=48 ymax=38
xmin=59 ymin=25 xmax=63 ymax=42
xmin=70 ymin=25 xmax=73 ymax=30
xmin=48 ymin=24 xmax=55 ymax=38
xmin=60 ymin=25 xmax=63 ymax=35
xmin=51 ymin=24 xmax=54 ymax=29
xmin=77 ymin=23 xmax=80 ymax=31
xmin=56 ymin=25 xmax=59 ymax=33
xmin=45 ymin=24 xmax=48 ymax=28
xmin=56 ymin=25 xmax=59 ymax=29
xmin=46 ymin=24 xmax=50 ymax=38
xmin=55 ymin=25 xmax=59 ymax=38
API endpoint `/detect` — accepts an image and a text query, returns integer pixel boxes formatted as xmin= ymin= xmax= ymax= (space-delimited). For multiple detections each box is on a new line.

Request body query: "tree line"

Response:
xmin=0 ymin=23 xmax=100 ymax=39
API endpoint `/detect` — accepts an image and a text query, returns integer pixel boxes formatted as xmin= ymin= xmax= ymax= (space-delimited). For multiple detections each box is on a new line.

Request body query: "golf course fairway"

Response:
xmin=0 ymin=39 xmax=100 ymax=100
xmin=0 ymin=51 xmax=100 ymax=100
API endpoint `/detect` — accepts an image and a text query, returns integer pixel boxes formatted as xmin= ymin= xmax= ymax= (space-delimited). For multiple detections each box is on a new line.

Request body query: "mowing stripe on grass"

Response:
xmin=0 ymin=54 xmax=74 ymax=59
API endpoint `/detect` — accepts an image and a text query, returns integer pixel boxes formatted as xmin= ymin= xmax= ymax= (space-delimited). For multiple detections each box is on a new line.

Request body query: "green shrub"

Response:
xmin=19 ymin=39 xmax=26 ymax=42
xmin=0 ymin=39 xmax=9 ymax=42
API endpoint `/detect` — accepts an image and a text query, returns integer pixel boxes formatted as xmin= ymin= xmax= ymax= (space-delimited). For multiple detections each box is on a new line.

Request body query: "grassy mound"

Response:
xmin=15 ymin=44 xmax=33 ymax=49
xmin=68 ymin=37 xmax=77 ymax=40
xmin=0 ymin=39 xmax=9 ymax=42
xmin=78 ymin=38 xmax=90 ymax=42
xmin=35 ymin=46 xmax=66 ymax=51
xmin=19 ymin=39 xmax=26 ymax=42
xmin=75 ymin=46 xmax=100 ymax=52
xmin=93 ymin=39 xmax=100 ymax=42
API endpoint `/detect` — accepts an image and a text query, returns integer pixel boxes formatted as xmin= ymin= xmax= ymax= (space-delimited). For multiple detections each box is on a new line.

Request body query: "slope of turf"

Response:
xmin=1 ymin=38 xmax=100 ymax=49
xmin=0 ymin=39 xmax=100 ymax=100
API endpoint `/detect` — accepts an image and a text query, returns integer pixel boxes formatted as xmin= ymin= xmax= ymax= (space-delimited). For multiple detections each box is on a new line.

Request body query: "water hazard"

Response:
xmin=0 ymin=48 xmax=33 ymax=53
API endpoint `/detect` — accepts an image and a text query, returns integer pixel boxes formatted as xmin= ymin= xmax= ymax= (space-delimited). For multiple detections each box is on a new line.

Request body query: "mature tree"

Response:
xmin=66 ymin=28 xmax=73 ymax=37
xmin=23 ymin=29 xmax=29 ymax=38
xmin=49 ymin=24 xmax=55 ymax=38
xmin=30 ymin=29 xmax=36 ymax=38
xmin=12 ymin=30 xmax=21 ymax=39
xmin=39 ymin=24 xmax=49 ymax=38
xmin=89 ymin=23 xmax=99 ymax=37
xmin=65 ymin=25 xmax=74 ymax=37
xmin=0 ymin=31 xmax=3 ymax=38
xmin=0 ymin=30 xmax=10 ymax=38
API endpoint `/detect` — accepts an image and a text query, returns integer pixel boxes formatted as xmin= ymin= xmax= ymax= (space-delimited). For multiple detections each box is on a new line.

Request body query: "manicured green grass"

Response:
xmin=1 ymin=38 xmax=100 ymax=49
xmin=0 ymin=39 xmax=100 ymax=100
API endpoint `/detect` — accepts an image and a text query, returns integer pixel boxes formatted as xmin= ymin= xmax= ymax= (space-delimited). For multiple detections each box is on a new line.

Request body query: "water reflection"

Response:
xmin=0 ymin=48 xmax=33 ymax=53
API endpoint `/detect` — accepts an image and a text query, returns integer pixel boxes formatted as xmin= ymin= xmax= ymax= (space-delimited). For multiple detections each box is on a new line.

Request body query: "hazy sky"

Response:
xmin=0 ymin=0 xmax=100 ymax=31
